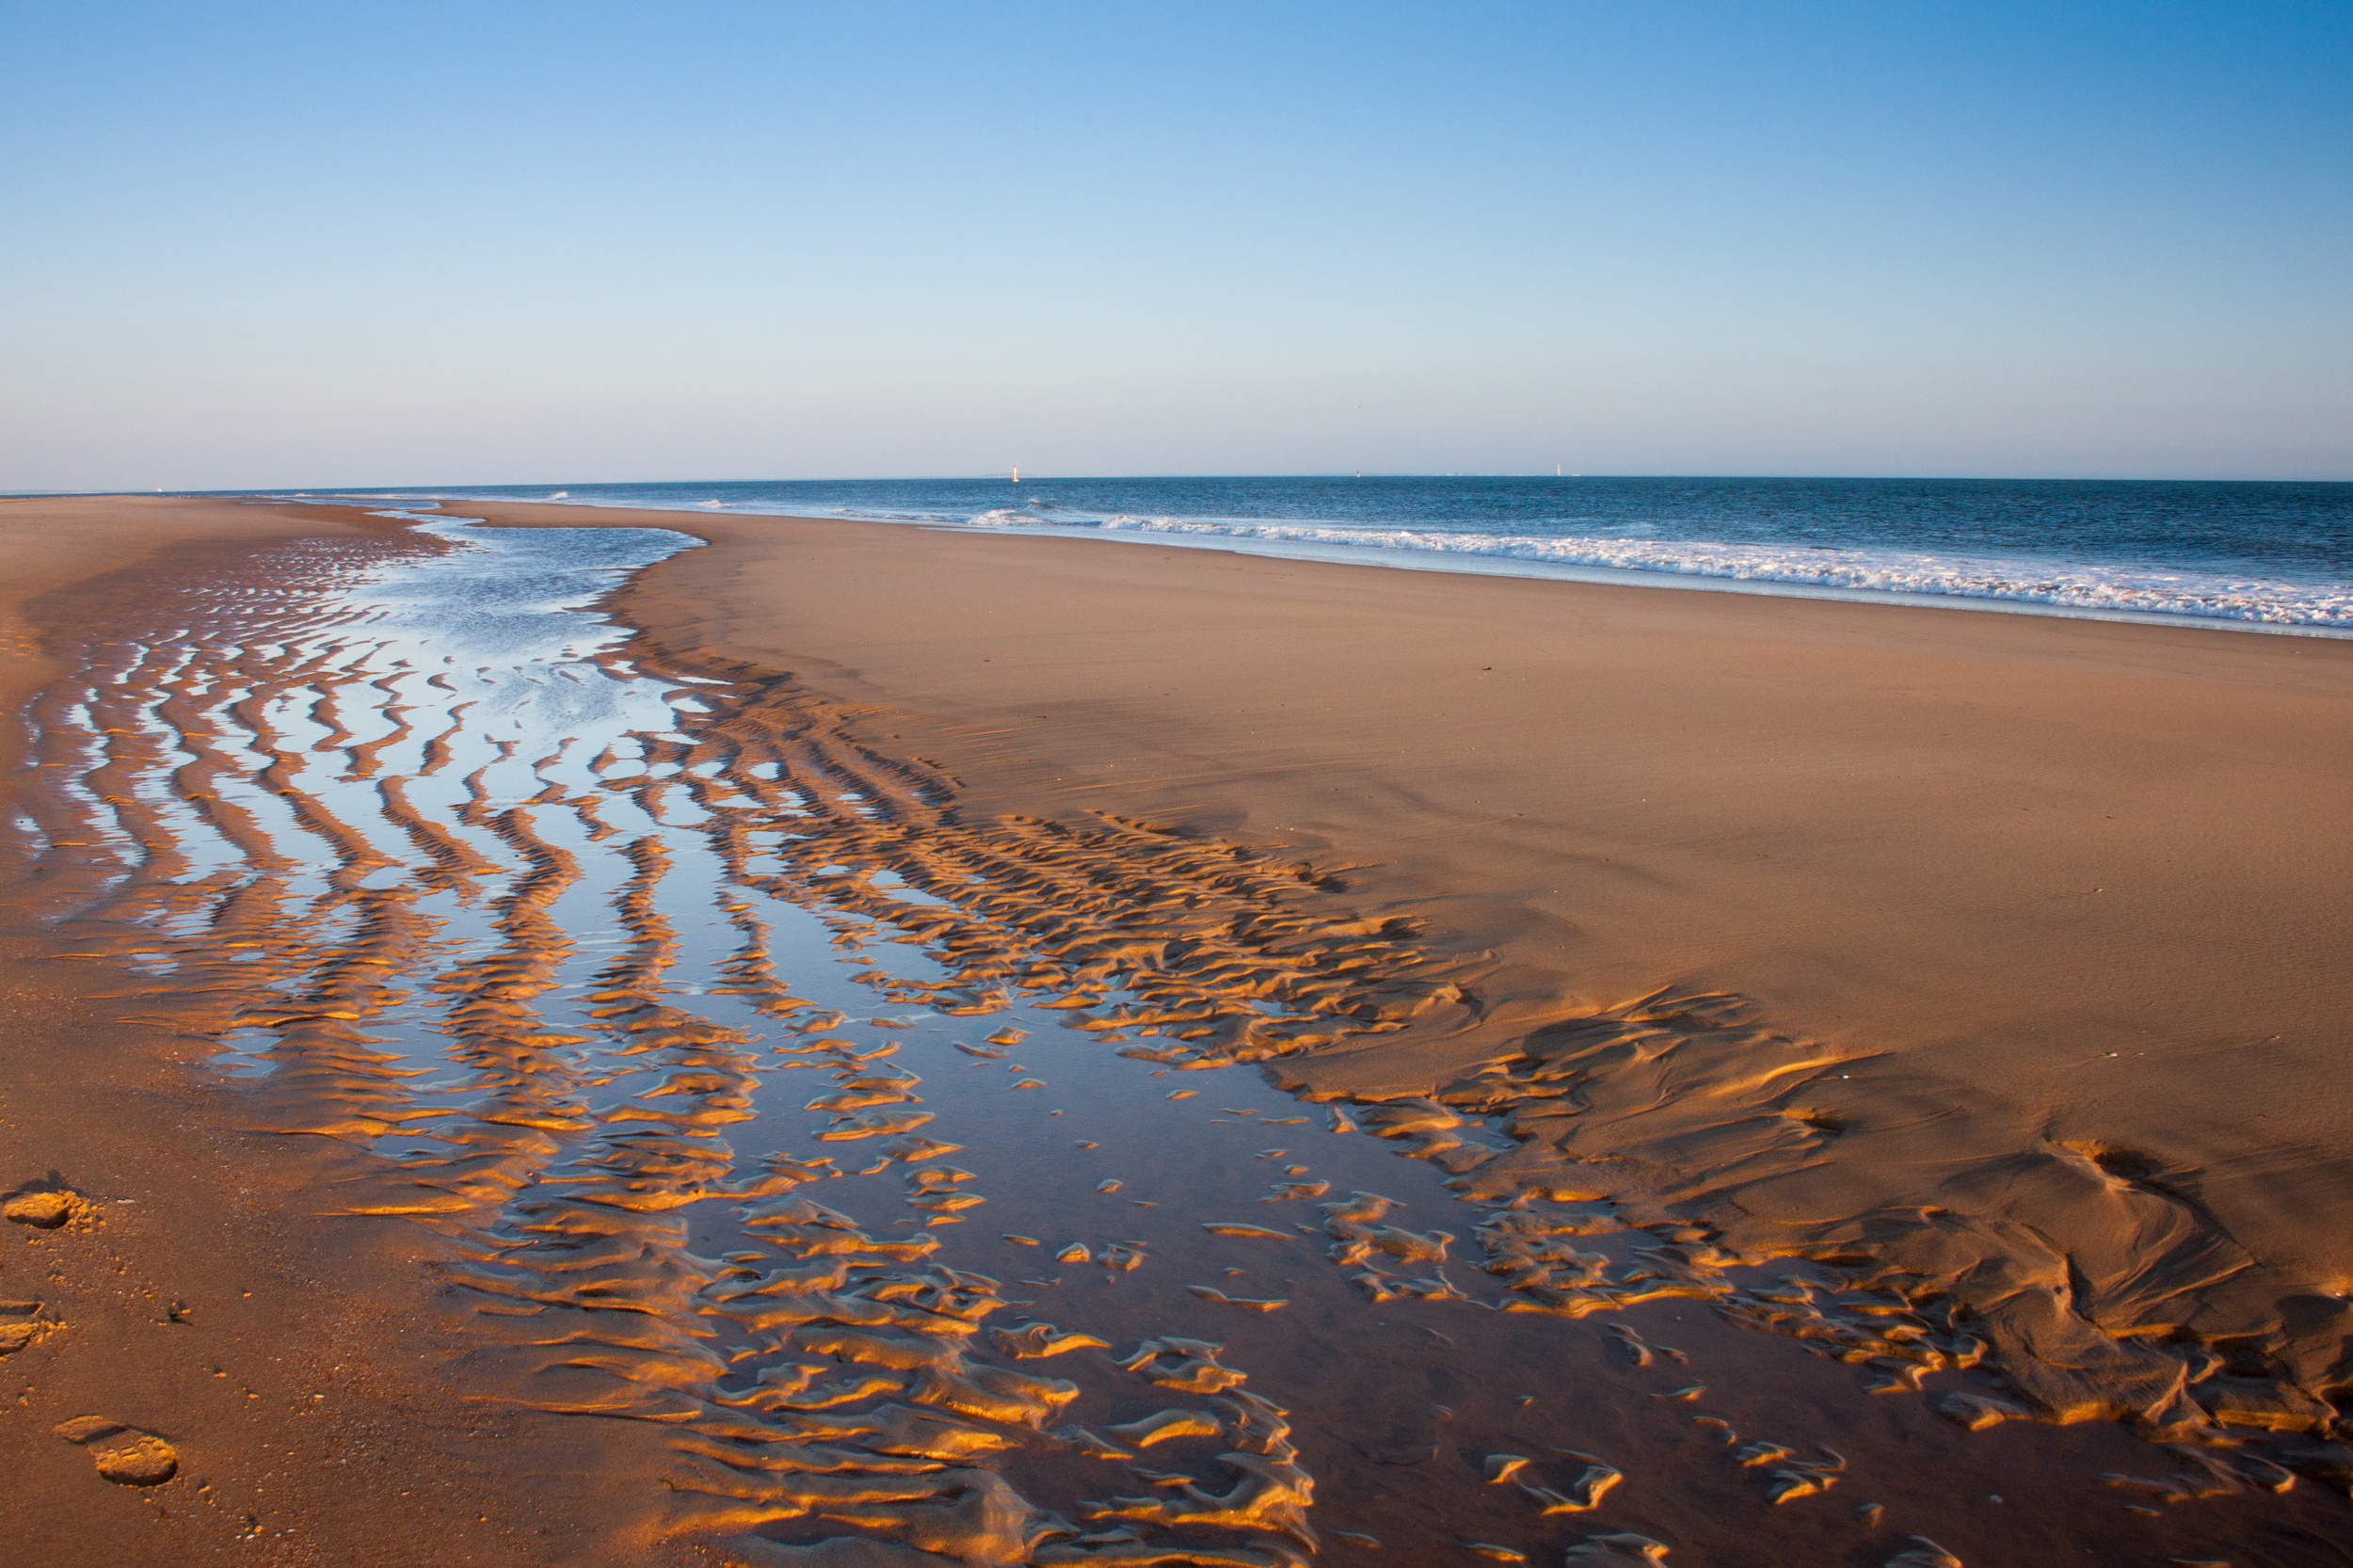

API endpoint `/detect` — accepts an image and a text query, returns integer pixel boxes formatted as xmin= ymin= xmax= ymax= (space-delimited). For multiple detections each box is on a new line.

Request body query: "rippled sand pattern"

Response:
xmin=13 ymin=520 xmax=1391 ymax=1563
xmin=16 ymin=517 xmax=2350 ymax=1566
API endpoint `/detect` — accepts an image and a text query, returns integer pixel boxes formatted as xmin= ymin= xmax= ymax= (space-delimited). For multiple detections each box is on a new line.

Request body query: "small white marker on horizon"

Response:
xmin=1011 ymin=466 xmax=1019 ymax=484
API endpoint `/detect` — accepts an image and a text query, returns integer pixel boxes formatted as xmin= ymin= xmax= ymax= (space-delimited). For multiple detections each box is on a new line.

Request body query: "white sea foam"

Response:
xmin=414 ymin=487 xmax=2349 ymax=632
xmin=952 ymin=512 xmax=2350 ymax=630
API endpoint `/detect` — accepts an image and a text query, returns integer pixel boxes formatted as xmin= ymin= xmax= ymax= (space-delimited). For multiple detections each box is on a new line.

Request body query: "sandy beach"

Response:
xmin=6 ymin=492 xmax=2349 ymax=1565
xmin=488 ymin=497 xmax=2353 ymax=1348
xmin=15 ymin=3 xmax=2349 ymax=1560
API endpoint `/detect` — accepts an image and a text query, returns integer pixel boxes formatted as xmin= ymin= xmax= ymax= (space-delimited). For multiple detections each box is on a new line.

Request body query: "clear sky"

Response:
xmin=3 ymin=2 xmax=2347 ymax=490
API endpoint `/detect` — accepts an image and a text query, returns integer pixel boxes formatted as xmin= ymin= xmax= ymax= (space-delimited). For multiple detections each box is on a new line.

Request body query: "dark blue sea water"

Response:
xmin=306 ymin=477 xmax=2353 ymax=632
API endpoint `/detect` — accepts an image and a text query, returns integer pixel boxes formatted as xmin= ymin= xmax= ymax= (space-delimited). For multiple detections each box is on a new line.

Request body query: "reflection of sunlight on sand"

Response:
xmin=15 ymin=515 xmax=2348 ymax=1565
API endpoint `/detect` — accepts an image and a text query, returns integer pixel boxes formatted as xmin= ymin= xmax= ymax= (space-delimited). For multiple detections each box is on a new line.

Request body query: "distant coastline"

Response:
xmin=268 ymin=475 xmax=2353 ymax=635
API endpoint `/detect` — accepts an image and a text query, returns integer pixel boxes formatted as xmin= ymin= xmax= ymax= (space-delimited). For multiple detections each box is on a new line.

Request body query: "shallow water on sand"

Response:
xmin=19 ymin=518 xmax=2352 ymax=1566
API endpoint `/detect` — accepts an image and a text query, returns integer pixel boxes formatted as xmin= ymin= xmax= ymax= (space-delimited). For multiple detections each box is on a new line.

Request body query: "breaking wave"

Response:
xmin=978 ymin=513 xmax=2353 ymax=630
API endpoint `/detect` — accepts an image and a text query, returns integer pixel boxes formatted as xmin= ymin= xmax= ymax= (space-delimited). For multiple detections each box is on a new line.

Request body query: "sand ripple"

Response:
xmin=12 ymin=514 xmax=2344 ymax=1561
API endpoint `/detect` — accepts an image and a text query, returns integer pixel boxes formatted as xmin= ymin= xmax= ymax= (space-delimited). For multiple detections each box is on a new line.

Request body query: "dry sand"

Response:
xmin=453 ymin=497 xmax=2353 ymax=1422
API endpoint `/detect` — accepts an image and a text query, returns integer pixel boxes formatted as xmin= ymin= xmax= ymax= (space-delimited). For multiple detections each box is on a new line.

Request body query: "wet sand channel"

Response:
xmin=8 ymin=508 xmax=2351 ymax=1566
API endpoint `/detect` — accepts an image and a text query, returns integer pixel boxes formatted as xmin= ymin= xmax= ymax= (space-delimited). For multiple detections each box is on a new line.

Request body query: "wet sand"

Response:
xmin=0 ymin=499 xmax=630 ymax=1564
xmin=5 ymin=492 xmax=2351 ymax=1566
xmin=466 ymin=499 xmax=2353 ymax=1368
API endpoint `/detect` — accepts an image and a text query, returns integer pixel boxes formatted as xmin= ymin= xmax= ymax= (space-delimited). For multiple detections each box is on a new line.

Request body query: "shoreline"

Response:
xmin=328 ymin=488 xmax=2353 ymax=640
xmin=438 ymin=493 xmax=2353 ymax=1407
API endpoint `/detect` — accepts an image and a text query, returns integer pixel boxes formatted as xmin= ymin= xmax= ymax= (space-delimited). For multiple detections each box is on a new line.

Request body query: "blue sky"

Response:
xmin=3 ymin=2 xmax=2347 ymax=488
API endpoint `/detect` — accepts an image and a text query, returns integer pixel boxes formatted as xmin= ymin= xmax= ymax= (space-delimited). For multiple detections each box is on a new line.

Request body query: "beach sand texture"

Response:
xmin=546 ymin=500 xmax=2353 ymax=1393
xmin=475 ymin=504 xmax=2353 ymax=1425
xmin=0 ymin=498 xmax=648 ymax=1564
xmin=3 ymin=494 xmax=2349 ymax=1565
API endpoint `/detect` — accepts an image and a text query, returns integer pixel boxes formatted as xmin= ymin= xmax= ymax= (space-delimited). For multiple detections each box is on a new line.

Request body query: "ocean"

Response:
xmin=308 ymin=476 xmax=2353 ymax=633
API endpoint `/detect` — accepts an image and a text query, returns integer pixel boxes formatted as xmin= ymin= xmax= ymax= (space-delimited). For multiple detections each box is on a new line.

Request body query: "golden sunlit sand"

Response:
xmin=2 ymin=494 xmax=2349 ymax=1566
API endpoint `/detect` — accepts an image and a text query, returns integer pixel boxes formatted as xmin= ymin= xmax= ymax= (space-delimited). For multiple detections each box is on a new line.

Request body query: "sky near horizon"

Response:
xmin=3 ymin=3 xmax=2349 ymax=491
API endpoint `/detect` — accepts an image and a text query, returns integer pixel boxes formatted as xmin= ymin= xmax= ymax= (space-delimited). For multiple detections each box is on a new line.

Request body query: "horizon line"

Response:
xmin=10 ymin=471 xmax=2353 ymax=500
